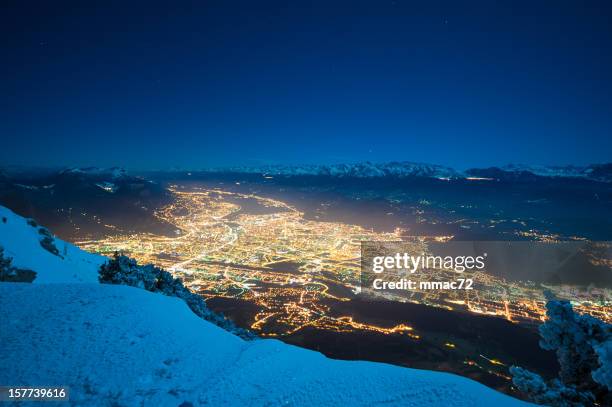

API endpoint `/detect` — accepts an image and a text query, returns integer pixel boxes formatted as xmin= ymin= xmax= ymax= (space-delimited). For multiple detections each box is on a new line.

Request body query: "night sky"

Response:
xmin=1 ymin=1 xmax=611 ymax=169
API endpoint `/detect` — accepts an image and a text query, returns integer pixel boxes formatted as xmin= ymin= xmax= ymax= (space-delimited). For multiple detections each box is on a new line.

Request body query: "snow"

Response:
xmin=0 ymin=283 xmax=532 ymax=406
xmin=501 ymin=164 xmax=586 ymax=178
xmin=95 ymin=181 xmax=118 ymax=193
xmin=207 ymin=162 xmax=462 ymax=179
xmin=0 ymin=205 xmax=104 ymax=283
xmin=200 ymin=162 xmax=611 ymax=182
xmin=60 ymin=167 xmax=128 ymax=179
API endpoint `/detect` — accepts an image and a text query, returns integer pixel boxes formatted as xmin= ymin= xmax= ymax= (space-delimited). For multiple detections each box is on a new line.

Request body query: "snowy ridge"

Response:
xmin=200 ymin=161 xmax=612 ymax=182
xmin=0 ymin=283 xmax=531 ymax=406
xmin=207 ymin=161 xmax=462 ymax=179
xmin=502 ymin=164 xmax=594 ymax=178
xmin=0 ymin=205 xmax=103 ymax=283
xmin=4 ymin=162 xmax=611 ymax=182
xmin=469 ymin=163 xmax=612 ymax=182
xmin=59 ymin=166 xmax=128 ymax=179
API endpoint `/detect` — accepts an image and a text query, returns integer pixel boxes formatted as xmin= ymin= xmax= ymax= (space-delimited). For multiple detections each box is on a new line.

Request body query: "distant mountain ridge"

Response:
xmin=59 ymin=166 xmax=128 ymax=180
xmin=205 ymin=162 xmax=461 ymax=179
xmin=0 ymin=166 xmax=174 ymax=240
xmin=466 ymin=163 xmax=612 ymax=183
xmin=201 ymin=162 xmax=612 ymax=183
xmin=4 ymin=163 xmax=611 ymax=183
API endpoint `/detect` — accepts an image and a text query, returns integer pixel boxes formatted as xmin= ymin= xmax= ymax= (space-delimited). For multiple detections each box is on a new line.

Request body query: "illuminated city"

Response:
xmin=75 ymin=184 xmax=612 ymax=342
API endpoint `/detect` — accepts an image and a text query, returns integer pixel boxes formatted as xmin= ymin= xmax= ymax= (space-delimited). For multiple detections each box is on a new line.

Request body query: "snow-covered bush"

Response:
xmin=99 ymin=255 xmax=157 ymax=289
xmin=0 ymin=246 xmax=16 ymax=280
xmin=511 ymin=293 xmax=611 ymax=406
xmin=25 ymin=218 xmax=61 ymax=257
xmin=99 ymin=253 xmax=254 ymax=340
xmin=38 ymin=228 xmax=60 ymax=257
xmin=510 ymin=367 xmax=593 ymax=406
xmin=592 ymin=341 xmax=612 ymax=390
xmin=0 ymin=246 xmax=36 ymax=282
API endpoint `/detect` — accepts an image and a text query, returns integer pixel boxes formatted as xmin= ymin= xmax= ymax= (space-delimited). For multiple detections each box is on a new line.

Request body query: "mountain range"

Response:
xmin=3 ymin=162 xmax=612 ymax=183
xmin=0 ymin=166 xmax=174 ymax=239
xmin=198 ymin=162 xmax=612 ymax=183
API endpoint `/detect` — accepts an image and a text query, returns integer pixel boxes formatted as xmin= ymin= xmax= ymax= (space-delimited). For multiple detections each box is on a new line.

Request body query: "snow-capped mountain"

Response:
xmin=502 ymin=163 xmax=612 ymax=182
xmin=0 ymin=204 xmax=530 ymax=406
xmin=59 ymin=166 xmax=128 ymax=179
xmin=466 ymin=163 xmax=612 ymax=183
xmin=208 ymin=161 xmax=462 ymax=179
xmin=4 ymin=162 xmax=611 ymax=183
xmin=502 ymin=164 xmax=587 ymax=178
xmin=200 ymin=161 xmax=612 ymax=182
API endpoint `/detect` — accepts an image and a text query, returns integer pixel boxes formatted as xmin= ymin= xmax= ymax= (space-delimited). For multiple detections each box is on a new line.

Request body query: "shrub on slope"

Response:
xmin=0 ymin=246 xmax=36 ymax=282
xmin=99 ymin=253 xmax=254 ymax=340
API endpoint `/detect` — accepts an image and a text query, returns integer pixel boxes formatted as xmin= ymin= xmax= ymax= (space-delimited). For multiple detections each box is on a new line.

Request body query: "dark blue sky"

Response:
xmin=1 ymin=1 xmax=611 ymax=169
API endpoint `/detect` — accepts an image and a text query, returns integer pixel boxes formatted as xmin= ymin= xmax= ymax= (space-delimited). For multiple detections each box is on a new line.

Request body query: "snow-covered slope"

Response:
xmin=0 ymin=205 xmax=104 ymax=283
xmin=0 ymin=204 xmax=531 ymax=405
xmin=0 ymin=283 xmax=531 ymax=406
